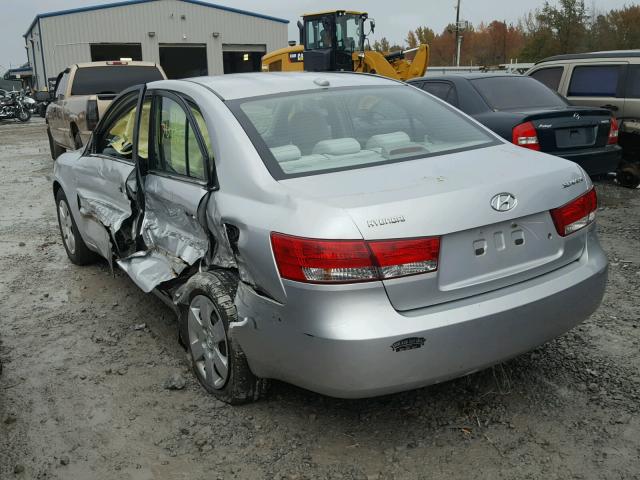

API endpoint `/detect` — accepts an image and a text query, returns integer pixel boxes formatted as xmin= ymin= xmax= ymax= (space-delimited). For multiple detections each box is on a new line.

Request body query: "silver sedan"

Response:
xmin=52 ymin=72 xmax=608 ymax=403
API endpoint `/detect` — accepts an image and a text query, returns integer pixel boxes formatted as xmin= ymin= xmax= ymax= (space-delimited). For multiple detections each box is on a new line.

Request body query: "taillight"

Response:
xmin=270 ymin=233 xmax=440 ymax=284
xmin=368 ymin=238 xmax=440 ymax=279
xmin=86 ymin=99 xmax=99 ymax=130
xmin=550 ymin=187 xmax=597 ymax=237
xmin=512 ymin=121 xmax=540 ymax=151
xmin=608 ymin=116 xmax=619 ymax=144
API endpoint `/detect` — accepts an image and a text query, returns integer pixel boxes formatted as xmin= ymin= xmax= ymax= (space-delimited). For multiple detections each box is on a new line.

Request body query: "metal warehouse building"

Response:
xmin=24 ymin=0 xmax=289 ymax=90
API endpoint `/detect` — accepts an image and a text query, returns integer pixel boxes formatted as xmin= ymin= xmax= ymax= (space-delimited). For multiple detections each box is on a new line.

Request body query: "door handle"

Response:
xmin=601 ymin=104 xmax=619 ymax=112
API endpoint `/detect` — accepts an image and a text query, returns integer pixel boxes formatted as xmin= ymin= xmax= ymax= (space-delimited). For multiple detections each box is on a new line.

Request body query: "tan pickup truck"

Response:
xmin=46 ymin=61 xmax=166 ymax=159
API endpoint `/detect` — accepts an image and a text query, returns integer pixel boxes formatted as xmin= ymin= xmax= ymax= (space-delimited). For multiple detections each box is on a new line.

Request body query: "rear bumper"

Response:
xmin=554 ymin=145 xmax=621 ymax=176
xmin=232 ymin=228 xmax=608 ymax=399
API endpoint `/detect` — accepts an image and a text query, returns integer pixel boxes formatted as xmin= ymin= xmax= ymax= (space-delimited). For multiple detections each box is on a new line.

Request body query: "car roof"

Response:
xmin=185 ymin=72 xmax=402 ymax=100
xmin=536 ymin=50 xmax=640 ymax=64
xmin=409 ymin=73 xmax=527 ymax=82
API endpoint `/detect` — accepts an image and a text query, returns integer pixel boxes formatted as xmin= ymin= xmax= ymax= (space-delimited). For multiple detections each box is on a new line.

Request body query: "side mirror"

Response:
xmin=370 ymin=19 xmax=375 ymax=34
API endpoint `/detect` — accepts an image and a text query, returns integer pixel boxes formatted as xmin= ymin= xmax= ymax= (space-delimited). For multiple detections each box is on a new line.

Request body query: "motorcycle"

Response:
xmin=0 ymin=90 xmax=31 ymax=122
xmin=23 ymin=95 xmax=37 ymax=115
xmin=33 ymin=90 xmax=53 ymax=118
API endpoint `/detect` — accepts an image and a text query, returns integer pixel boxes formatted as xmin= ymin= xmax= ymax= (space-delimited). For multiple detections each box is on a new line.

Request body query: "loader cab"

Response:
xmin=301 ymin=10 xmax=368 ymax=72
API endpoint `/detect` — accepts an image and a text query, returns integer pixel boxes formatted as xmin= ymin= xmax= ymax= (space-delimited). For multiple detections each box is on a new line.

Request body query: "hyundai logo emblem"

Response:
xmin=490 ymin=193 xmax=517 ymax=212
xmin=573 ymin=112 xmax=581 ymax=120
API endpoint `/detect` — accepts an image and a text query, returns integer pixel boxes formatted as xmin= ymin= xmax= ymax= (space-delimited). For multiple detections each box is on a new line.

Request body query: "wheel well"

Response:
xmin=53 ymin=181 xmax=62 ymax=200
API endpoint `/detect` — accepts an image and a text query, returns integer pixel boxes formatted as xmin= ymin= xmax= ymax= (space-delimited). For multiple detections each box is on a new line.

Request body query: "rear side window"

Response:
xmin=530 ymin=67 xmax=564 ymax=91
xmin=567 ymin=65 xmax=621 ymax=97
xmin=71 ymin=66 xmax=164 ymax=96
xmin=421 ymin=82 xmax=458 ymax=106
xmin=626 ymin=65 xmax=640 ymax=99
xmin=151 ymin=95 xmax=207 ymax=181
xmin=470 ymin=76 xmax=567 ymax=110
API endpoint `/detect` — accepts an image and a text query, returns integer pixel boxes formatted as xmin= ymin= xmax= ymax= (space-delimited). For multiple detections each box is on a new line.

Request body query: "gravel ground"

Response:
xmin=1 ymin=119 xmax=639 ymax=480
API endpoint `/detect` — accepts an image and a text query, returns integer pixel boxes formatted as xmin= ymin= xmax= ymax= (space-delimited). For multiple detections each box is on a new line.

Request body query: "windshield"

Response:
xmin=71 ymin=66 xmax=164 ymax=96
xmin=471 ymin=76 xmax=567 ymax=111
xmin=230 ymin=85 xmax=497 ymax=179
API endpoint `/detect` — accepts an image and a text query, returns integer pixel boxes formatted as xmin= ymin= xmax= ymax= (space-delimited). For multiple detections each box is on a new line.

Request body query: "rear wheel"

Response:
xmin=183 ymin=271 xmax=266 ymax=404
xmin=55 ymin=189 xmax=97 ymax=265
xmin=48 ymin=128 xmax=66 ymax=160
xmin=72 ymin=126 xmax=83 ymax=150
xmin=617 ymin=162 xmax=640 ymax=189
xmin=17 ymin=108 xmax=30 ymax=122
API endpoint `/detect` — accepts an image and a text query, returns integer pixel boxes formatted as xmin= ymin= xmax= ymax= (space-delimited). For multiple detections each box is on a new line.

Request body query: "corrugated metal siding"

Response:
xmin=24 ymin=25 xmax=49 ymax=90
xmin=37 ymin=0 xmax=287 ymax=81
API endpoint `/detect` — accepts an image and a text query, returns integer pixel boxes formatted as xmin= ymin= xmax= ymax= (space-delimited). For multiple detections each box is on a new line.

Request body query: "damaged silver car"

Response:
xmin=53 ymin=72 xmax=608 ymax=403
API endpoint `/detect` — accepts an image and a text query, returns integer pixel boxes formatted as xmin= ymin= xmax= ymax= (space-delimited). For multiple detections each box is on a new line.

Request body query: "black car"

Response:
xmin=408 ymin=74 xmax=621 ymax=176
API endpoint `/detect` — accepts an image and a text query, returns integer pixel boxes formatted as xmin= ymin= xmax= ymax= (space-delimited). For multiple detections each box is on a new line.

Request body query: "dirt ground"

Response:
xmin=0 ymin=119 xmax=639 ymax=480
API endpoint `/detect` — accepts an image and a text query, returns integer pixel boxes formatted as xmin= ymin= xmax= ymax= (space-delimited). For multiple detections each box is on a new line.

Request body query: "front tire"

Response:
xmin=55 ymin=189 xmax=97 ymax=265
xmin=183 ymin=271 xmax=266 ymax=404
xmin=73 ymin=128 xmax=83 ymax=150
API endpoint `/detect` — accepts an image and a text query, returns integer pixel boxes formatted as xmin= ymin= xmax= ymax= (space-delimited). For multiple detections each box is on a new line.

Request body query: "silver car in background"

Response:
xmin=52 ymin=72 xmax=607 ymax=403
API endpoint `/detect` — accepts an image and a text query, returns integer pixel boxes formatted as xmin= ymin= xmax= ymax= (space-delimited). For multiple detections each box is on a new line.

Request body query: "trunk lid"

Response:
xmin=514 ymin=106 xmax=612 ymax=152
xmin=280 ymin=143 xmax=590 ymax=310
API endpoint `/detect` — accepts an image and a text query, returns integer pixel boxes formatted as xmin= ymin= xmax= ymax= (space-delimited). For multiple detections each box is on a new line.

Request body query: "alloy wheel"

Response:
xmin=58 ymin=200 xmax=76 ymax=255
xmin=188 ymin=295 xmax=229 ymax=390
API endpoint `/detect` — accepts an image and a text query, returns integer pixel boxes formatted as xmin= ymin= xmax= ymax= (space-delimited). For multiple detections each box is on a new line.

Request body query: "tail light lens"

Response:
xmin=608 ymin=116 xmax=619 ymax=144
xmin=86 ymin=99 xmax=99 ymax=130
xmin=512 ymin=121 xmax=540 ymax=151
xmin=270 ymin=233 xmax=440 ymax=284
xmin=550 ymin=187 xmax=597 ymax=237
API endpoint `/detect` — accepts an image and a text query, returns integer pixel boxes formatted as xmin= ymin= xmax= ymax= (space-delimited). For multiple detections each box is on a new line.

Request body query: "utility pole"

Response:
xmin=503 ymin=19 xmax=507 ymax=64
xmin=455 ymin=0 xmax=462 ymax=66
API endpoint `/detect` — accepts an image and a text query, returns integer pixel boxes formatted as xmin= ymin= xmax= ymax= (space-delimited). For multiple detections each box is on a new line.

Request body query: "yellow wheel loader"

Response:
xmin=261 ymin=10 xmax=429 ymax=81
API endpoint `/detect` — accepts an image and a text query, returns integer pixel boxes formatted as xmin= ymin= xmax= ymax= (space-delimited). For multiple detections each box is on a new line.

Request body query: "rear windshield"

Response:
xmin=229 ymin=85 xmax=497 ymax=179
xmin=471 ymin=76 xmax=567 ymax=111
xmin=71 ymin=66 xmax=164 ymax=95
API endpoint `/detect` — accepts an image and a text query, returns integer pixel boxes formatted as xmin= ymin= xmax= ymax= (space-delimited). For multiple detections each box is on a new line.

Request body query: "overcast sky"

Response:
xmin=0 ymin=0 xmax=634 ymax=71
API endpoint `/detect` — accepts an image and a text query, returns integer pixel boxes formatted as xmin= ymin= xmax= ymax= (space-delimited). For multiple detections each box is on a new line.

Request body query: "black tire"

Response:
xmin=55 ymin=189 xmax=97 ymax=266
xmin=617 ymin=163 xmax=640 ymax=189
xmin=17 ymin=108 xmax=30 ymax=122
xmin=182 ymin=270 xmax=267 ymax=404
xmin=72 ymin=126 xmax=83 ymax=150
xmin=48 ymin=128 xmax=66 ymax=160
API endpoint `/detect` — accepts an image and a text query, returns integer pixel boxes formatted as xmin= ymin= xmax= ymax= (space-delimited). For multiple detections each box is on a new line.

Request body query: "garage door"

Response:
xmin=160 ymin=44 xmax=208 ymax=79
xmin=223 ymin=44 xmax=266 ymax=74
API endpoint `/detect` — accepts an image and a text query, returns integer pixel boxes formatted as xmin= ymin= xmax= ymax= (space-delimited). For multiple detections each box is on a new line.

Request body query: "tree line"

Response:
xmin=370 ymin=1 xmax=640 ymax=66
